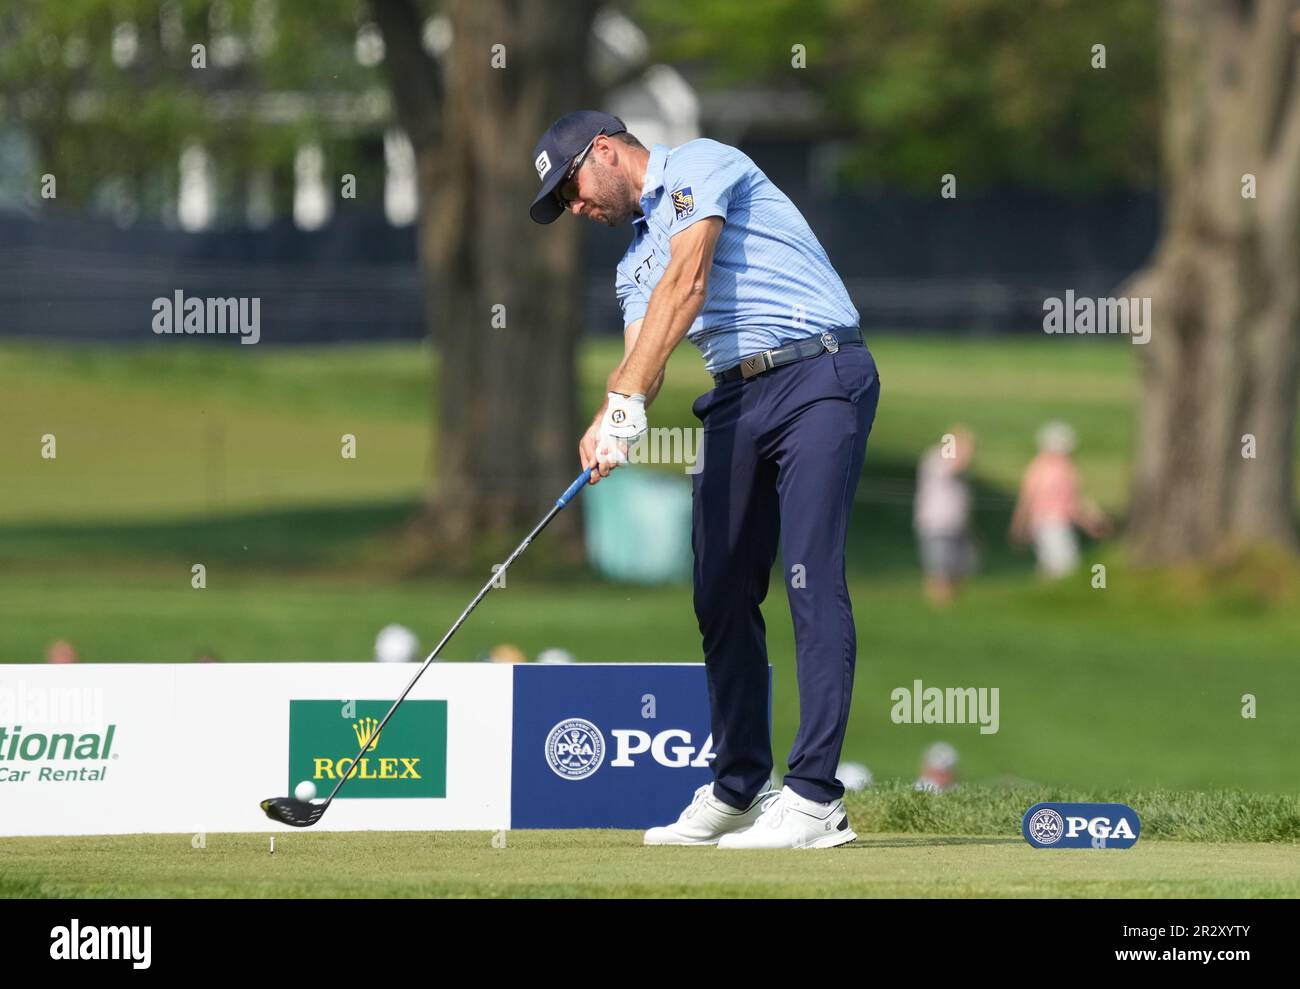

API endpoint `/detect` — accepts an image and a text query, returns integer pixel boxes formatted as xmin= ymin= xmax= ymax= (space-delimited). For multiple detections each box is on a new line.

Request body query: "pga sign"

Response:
xmin=511 ymin=663 xmax=770 ymax=829
xmin=544 ymin=720 xmax=713 ymax=779
xmin=610 ymin=728 xmax=714 ymax=768
xmin=1023 ymin=802 xmax=1141 ymax=849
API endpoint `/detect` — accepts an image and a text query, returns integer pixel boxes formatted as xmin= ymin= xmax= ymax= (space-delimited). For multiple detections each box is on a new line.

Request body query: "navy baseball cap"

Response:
xmin=529 ymin=110 xmax=627 ymax=224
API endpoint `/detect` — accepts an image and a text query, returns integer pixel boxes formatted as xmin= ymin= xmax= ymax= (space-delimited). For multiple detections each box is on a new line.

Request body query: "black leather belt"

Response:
xmin=712 ymin=326 xmax=863 ymax=386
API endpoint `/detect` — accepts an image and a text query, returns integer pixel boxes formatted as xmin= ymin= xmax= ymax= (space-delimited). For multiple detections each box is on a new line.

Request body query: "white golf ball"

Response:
xmin=294 ymin=780 xmax=317 ymax=802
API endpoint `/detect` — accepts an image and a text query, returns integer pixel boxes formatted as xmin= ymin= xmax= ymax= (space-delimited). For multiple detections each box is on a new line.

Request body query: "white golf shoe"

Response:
xmin=643 ymin=781 xmax=775 ymax=846
xmin=716 ymin=785 xmax=857 ymax=849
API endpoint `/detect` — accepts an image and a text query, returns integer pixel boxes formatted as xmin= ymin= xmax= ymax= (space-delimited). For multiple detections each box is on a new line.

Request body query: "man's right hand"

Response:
xmin=579 ymin=412 xmax=605 ymax=484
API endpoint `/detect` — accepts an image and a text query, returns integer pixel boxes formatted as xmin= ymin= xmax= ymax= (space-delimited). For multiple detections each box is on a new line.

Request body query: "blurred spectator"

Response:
xmin=374 ymin=624 xmax=419 ymax=663
xmin=536 ymin=647 xmax=575 ymax=665
xmin=914 ymin=427 xmax=977 ymax=606
xmin=1010 ymin=422 xmax=1111 ymax=578
xmin=45 ymin=640 xmax=78 ymax=664
xmin=914 ymin=741 xmax=959 ymax=793
xmin=488 ymin=643 xmax=528 ymax=664
xmin=837 ymin=760 xmax=873 ymax=792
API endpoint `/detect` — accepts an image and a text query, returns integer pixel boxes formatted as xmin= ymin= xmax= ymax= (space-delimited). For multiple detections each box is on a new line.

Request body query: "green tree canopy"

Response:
xmin=638 ymin=0 xmax=1160 ymax=192
xmin=0 ymin=0 xmax=382 ymax=220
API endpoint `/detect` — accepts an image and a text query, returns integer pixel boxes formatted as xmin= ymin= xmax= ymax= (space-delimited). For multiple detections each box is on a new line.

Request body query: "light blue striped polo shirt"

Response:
xmin=615 ymin=139 xmax=861 ymax=374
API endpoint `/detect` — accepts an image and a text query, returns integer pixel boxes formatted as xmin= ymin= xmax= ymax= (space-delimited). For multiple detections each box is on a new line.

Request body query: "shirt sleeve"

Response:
xmin=615 ymin=263 xmax=649 ymax=328
xmin=658 ymin=142 xmax=748 ymax=235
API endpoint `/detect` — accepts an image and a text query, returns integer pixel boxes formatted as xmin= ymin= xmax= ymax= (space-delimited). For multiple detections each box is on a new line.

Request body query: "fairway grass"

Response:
xmin=2 ymin=830 xmax=1295 ymax=899
xmin=4 ymin=785 xmax=1296 ymax=898
xmin=1 ymin=335 xmax=1142 ymax=522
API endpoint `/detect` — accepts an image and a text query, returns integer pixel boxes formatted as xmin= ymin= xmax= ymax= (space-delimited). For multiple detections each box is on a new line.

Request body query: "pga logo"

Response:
xmin=545 ymin=718 xmax=605 ymax=780
xmin=610 ymin=728 xmax=715 ymax=769
xmin=544 ymin=720 xmax=713 ymax=780
xmin=1023 ymin=802 xmax=1141 ymax=849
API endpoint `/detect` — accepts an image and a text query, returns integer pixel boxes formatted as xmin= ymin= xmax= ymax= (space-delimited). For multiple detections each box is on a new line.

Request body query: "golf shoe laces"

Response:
xmin=683 ymin=783 xmax=713 ymax=819
xmin=754 ymin=789 xmax=788 ymax=828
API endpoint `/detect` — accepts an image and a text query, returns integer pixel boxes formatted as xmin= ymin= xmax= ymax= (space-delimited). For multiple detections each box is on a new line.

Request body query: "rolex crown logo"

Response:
xmin=353 ymin=717 xmax=382 ymax=750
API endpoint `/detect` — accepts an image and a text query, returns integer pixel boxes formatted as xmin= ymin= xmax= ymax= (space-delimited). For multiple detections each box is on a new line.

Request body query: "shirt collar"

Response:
xmin=635 ymin=144 xmax=671 ymax=223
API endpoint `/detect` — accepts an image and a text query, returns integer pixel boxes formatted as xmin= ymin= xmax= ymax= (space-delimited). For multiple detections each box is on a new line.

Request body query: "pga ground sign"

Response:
xmin=1022 ymin=802 xmax=1141 ymax=849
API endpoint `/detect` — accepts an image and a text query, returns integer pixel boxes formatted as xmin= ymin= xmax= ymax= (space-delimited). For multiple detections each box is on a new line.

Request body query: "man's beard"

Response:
xmin=585 ymin=166 xmax=634 ymax=226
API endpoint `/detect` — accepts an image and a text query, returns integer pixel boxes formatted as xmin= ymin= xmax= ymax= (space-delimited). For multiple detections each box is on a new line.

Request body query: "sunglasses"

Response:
xmin=555 ymin=129 xmax=605 ymax=213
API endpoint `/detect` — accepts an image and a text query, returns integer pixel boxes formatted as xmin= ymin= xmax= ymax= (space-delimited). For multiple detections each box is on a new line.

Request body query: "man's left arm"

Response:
xmin=611 ymin=216 xmax=724 ymax=397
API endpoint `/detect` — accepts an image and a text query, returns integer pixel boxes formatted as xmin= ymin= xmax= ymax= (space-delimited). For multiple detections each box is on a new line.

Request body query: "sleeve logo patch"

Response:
xmin=671 ymin=187 xmax=695 ymax=220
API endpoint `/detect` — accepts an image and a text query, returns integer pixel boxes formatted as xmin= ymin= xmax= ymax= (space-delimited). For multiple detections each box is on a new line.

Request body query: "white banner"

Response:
xmin=0 ymin=663 xmax=513 ymax=837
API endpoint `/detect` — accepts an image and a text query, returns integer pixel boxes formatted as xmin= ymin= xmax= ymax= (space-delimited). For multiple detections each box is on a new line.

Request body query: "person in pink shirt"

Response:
xmin=44 ymin=640 xmax=79 ymax=664
xmin=1010 ymin=422 xmax=1111 ymax=578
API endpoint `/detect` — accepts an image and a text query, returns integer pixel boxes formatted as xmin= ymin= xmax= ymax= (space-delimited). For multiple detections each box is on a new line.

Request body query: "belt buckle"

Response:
xmin=739 ymin=352 xmax=772 ymax=380
xmin=820 ymin=330 xmax=839 ymax=354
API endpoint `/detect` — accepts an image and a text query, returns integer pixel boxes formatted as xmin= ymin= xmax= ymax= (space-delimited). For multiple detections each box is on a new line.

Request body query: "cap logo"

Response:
xmin=534 ymin=150 xmax=552 ymax=181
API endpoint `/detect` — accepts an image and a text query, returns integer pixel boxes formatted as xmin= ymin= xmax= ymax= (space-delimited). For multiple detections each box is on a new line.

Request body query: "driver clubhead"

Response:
xmin=261 ymin=796 xmax=326 ymax=828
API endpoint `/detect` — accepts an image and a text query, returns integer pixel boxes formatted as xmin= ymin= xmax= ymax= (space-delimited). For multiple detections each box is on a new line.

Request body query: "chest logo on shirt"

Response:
xmin=671 ymin=187 xmax=695 ymax=221
xmin=632 ymin=250 xmax=662 ymax=287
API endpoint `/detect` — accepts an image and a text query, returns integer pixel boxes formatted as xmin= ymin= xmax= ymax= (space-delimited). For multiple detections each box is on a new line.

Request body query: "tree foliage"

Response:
xmin=0 ymin=0 xmax=380 ymax=220
xmin=638 ymin=0 xmax=1161 ymax=192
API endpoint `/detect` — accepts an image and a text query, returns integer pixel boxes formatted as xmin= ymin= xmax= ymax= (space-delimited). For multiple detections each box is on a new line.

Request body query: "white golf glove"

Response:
xmin=596 ymin=391 xmax=648 ymax=469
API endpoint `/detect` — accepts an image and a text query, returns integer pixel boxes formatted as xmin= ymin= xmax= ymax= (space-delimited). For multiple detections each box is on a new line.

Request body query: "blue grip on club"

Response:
xmin=556 ymin=466 xmax=599 ymax=508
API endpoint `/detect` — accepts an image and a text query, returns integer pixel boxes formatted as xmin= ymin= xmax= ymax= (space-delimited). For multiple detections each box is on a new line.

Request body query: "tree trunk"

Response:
xmin=372 ymin=0 xmax=597 ymax=569
xmin=1127 ymin=0 xmax=1300 ymax=563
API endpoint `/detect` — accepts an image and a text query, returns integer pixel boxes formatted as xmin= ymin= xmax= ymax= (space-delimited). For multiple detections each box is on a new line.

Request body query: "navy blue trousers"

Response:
xmin=691 ymin=343 xmax=880 ymax=807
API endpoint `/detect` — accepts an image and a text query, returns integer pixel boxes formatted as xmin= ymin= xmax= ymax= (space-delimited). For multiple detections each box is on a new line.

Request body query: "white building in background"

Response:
xmin=384 ymin=130 xmax=418 ymax=227
xmin=355 ymin=23 xmax=385 ymax=67
xmin=51 ymin=8 xmax=729 ymax=232
xmin=293 ymin=143 xmax=331 ymax=231
xmin=594 ymin=9 xmax=700 ymax=149
xmin=177 ymin=143 xmax=213 ymax=232
xmin=111 ymin=22 xmax=139 ymax=68
xmin=607 ymin=63 xmax=700 ymax=150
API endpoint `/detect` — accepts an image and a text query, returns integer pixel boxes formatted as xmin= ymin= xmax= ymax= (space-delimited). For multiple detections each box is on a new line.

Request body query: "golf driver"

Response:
xmin=261 ymin=465 xmax=598 ymax=827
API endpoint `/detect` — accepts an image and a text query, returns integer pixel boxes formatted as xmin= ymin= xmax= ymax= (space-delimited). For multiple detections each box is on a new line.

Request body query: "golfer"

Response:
xmin=530 ymin=111 xmax=880 ymax=849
